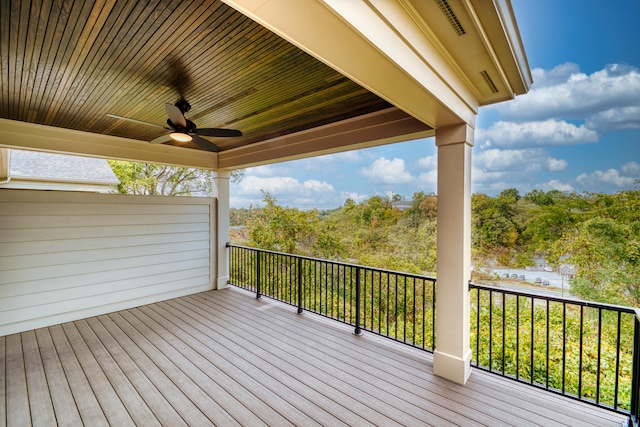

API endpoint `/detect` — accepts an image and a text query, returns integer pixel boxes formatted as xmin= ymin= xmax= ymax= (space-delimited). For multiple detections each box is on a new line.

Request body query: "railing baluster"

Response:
xmin=256 ymin=249 xmax=261 ymax=299
xmin=579 ymin=305 xmax=584 ymax=398
xmin=531 ymin=296 xmax=534 ymax=384
xmin=631 ymin=315 xmax=640 ymax=423
xmin=297 ymin=257 xmax=303 ymax=314
xmin=395 ymin=274 xmax=399 ymax=340
xmin=516 ymin=294 xmax=520 ymax=381
xmin=489 ymin=289 xmax=493 ymax=371
xmin=502 ymin=292 xmax=505 ymax=375
xmin=562 ymin=303 xmax=566 ymax=394
xmin=615 ymin=311 xmax=622 ymax=411
xmin=596 ymin=308 xmax=602 ymax=404
xmin=354 ymin=266 xmax=362 ymax=335
xmin=432 ymin=278 xmax=436 ymax=349
xmin=475 ymin=287 xmax=480 ymax=366
xmin=403 ymin=275 xmax=407 ymax=342
xmin=546 ymin=299 xmax=550 ymax=389
xmin=412 ymin=277 xmax=416 ymax=346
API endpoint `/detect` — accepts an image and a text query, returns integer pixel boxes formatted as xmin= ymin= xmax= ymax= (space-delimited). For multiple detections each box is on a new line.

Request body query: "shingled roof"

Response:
xmin=1 ymin=149 xmax=119 ymax=192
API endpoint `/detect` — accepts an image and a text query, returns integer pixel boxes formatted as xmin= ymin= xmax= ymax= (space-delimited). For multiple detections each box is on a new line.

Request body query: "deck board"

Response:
xmin=49 ymin=324 xmax=110 ymax=426
xmin=0 ymin=336 xmax=5 ymax=426
xmin=96 ymin=313 xmax=212 ymax=426
xmin=34 ymin=328 xmax=84 ymax=426
xmin=1 ymin=287 xmax=629 ymax=426
xmin=83 ymin=316 xmax=188 ymax=426
xmin=21 ymin=330 xmax=57 ymax=426
xmin=5 ymin=334 xmax=29 ymax=427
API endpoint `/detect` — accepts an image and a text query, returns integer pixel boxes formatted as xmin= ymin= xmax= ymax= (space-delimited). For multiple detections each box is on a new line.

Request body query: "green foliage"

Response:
xmin=108 ymin=160 xmax=243 ymax=197
xmin=232 ymin=189 xmax=639 ymax=305
xmin=109 ymin=160 xmax=213 ymax=196
xmin=246 ymin=192 xmax=344 ymax=258
xmin=551 ymin=190 xmax=640 ymax=305
xmin=471 ymin=288 xmax=634 ymax=409
xmin=229 ymin=207 xmax=256 ymax=227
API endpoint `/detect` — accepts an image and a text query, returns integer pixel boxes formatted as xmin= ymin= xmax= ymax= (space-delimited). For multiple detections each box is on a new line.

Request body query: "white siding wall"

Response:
xmin=0 ymin=190 xmax=215 ymax=336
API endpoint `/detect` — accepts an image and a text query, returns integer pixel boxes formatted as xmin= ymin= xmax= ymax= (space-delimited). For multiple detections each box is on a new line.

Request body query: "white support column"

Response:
xmin=214 ymin=171 xmax=231 ymax=290
xmin=433 ymin=123 xmax=474 ymax=385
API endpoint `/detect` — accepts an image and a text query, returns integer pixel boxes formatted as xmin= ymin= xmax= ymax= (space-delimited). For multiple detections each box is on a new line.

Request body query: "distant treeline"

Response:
xmin=230 ymin=188 xmax=640 ymax=306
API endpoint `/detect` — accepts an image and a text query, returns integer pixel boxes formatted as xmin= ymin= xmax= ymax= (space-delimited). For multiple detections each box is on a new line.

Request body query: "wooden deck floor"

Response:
xmin=2 ymin=286 xmax=628 ymax=426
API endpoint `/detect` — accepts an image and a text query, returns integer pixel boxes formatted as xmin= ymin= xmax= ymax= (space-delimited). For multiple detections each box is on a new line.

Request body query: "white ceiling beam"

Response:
xmin=0 ymin=119 xmax=218 ymax=170
xmin=218 ymin=107 xmax=434 ymax=169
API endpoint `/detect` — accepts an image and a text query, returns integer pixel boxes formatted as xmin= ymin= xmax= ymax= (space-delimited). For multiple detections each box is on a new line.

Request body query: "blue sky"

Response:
xmin=230 ymin=0 xmax=640 ymax=209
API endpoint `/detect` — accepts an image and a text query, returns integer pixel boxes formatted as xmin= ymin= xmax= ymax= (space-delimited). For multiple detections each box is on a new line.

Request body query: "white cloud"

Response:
xmin=300 ymin=150 xmax=363 ymax=173
xmin=244 ymin=164 xmax=284 ymax=177
xmin=417 ymin=170 xmax=437 ymax=187
xmin=474 ymin=148 xmax=568 ymax=173
xmin=544 ymin=180 xmax=575 ymax=192
xmin=469 ymin=147 xmax=570 ymax=194
xmin=576 ymin=169 xmax=636 ymax=188
xmin=622 ymin=161 xmax=640 ymax=176
xmin=477 ymin=120 xmax=598 ymax=148
xmin=340 ymin=191 xmax=369 ymax=203
xmin=545 ymin=158 xmax=568 ymax=172
xmin=417 ymin=155 xmax=437 ymax=169
xmin=530 ymin=63 xmax=582 ymax=88
xmin=317 ymin=150 xmax=362 ymax=163
xmin=359 ymin=157 xmax=414 ymax=184
xmin=232 ymin=175 xmax=339 ymax=208
xmin=497 ymin=63 xmax=640 ymax=124
xmin=472 ymin=167 xmax=507 ymax=183
xmin=585 ymin=106 xmax=640 ymax=131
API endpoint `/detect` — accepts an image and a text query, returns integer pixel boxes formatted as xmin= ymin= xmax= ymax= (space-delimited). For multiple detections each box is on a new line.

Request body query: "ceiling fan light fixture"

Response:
xmin=170 ymin=132 xmax=192 ymax=143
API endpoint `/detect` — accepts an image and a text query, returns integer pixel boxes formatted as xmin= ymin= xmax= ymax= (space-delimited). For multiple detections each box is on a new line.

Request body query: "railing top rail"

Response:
xmin=469 ymin=281 xmax=637 ymax=314
xmin=227 ymin=243 xmax=437 ymax=282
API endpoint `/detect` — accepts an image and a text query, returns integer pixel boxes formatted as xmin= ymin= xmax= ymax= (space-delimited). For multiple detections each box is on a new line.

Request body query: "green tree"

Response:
xmin=108 ymin=160 xmax=243 ymax=196
xmin=247 ymin=192 xmax=343 ymax=258
xmin=552 ymin=190 xmax=640 ymax=305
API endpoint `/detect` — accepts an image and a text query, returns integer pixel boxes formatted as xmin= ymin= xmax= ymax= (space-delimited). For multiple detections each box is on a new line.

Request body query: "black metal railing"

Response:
xmin=227 ymin=244 xmax=640 ymax=422
xmin=228 ymin=244 xmax=436 ymax=351
xmin=470 ymin=282 xmax=640 ymax=419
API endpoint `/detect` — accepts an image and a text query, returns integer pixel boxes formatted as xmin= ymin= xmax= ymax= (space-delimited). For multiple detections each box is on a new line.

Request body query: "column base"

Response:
xmin=433 ymin=348 xmax=472 ymax=385
xmin=216 ymin=276 xmax=230 ymax=290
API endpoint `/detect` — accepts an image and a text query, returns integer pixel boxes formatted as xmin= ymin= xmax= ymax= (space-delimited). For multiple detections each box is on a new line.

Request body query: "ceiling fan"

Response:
xmin=107 ymin=98 xmax=242 ymax=152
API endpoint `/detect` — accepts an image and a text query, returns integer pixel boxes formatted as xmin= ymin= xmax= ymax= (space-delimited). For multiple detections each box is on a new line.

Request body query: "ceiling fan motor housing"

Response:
xmin=166 ymin=118 xmax=197 ymax=133
xmin=175 ymin=99 xmax=191 ymax=114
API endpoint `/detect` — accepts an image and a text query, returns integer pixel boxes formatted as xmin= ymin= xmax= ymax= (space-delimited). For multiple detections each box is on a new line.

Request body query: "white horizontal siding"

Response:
xmin=0 ymin=190 xmax=215 ymax=336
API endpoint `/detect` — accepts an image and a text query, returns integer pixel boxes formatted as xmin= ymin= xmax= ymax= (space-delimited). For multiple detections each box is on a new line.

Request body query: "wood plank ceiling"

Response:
xmin=0 ymin=0 xmax=395 ymax=153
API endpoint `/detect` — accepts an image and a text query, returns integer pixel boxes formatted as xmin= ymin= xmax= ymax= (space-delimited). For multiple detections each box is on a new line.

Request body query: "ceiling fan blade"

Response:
xmin=165 ymin=103 xmax=187 ymax=128
xmin=107 ymin=113 xmax=166 ymax=129
xmin=149 ymin=134 xmax=172 ymax=144
xmin=197 ymin=127 xmax=243 ymax=137
xmin=192 ymin=135 xmax=221 ymax=152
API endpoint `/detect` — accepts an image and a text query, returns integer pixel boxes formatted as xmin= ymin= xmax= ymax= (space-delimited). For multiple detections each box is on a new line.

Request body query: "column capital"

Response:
xmin=215 ymin=170 xmax=231 ymax=179
xmin=435 ymin=123 xmax=474 ymax=147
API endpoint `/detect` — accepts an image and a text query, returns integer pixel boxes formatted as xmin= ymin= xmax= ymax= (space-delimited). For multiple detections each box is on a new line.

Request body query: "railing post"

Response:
xmin=354 ymin=267 xmax=362 ymax=335
xmin=256 ymin=250 xmax=261 ymax=299
xmin=297 ymin=257 xmax=303 ymax=314
xmin=630 ymin=315 xmax=640 ymax=426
